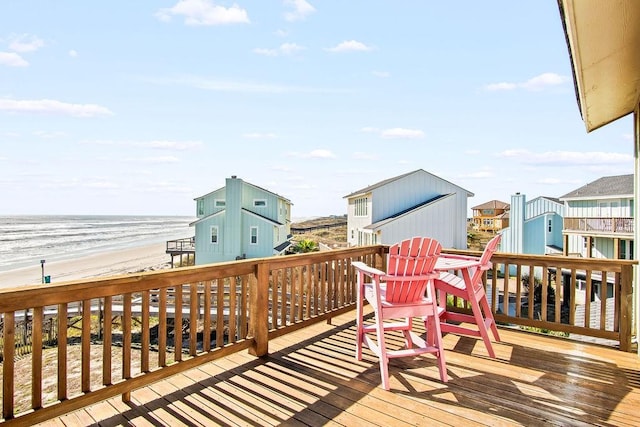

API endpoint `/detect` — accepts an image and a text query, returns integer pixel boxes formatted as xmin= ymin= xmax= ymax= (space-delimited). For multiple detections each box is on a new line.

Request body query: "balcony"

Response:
xmin=0 ymin=247 xmax=637 ymax=425
xmin=564 ymin=217 xmax=634 ymax=235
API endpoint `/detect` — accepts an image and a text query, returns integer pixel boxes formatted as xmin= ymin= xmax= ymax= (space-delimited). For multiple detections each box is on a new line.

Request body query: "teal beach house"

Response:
xmin=191 ymin=176 xmax=293 ymax=264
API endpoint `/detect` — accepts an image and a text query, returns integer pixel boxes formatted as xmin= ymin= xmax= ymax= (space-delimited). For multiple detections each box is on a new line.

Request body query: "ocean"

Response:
xmin=0 ymin=215 xmax=195 ymax=272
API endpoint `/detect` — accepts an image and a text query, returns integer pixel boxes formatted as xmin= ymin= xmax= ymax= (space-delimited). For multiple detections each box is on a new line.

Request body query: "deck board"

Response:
xmin=39 ymin=308 xmax=640 ymax=426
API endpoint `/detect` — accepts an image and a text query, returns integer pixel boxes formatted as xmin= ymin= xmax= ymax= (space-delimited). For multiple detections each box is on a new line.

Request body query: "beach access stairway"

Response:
xmin=0 ymin=246 xmax=637 ymax=425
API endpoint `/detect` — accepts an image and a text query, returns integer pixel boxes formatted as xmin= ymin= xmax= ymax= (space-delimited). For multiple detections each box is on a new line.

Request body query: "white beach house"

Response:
xmin=343 ymin=169 xmax=473 ymax=249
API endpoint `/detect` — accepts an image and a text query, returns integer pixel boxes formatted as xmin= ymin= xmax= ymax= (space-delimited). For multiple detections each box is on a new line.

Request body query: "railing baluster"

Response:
xmin=32 ymin=306 xmax=43 ymax=410
xmin=103 ymin=296 xmax=112 ymax=385
xmin=204 ymin=281 xmax=211 ymax=351
xmin=57 ymin=303 xmax=67 ymax=401
xmin=2 ymin=312 xmax=15 ymax=420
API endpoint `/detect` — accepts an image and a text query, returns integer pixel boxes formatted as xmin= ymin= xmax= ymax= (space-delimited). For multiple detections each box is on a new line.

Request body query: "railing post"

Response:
xmin=619 ymin=264 xmax=633 ymax=352
xmin=249 ymin=260 xmax=269 ymax=357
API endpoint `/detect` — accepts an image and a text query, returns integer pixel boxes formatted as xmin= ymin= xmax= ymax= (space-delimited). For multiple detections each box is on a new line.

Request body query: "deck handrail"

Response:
xmin=0 ymin=246 xmax=635 ymax=425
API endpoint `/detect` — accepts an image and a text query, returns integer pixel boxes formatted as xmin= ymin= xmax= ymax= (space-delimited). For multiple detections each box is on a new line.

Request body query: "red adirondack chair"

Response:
xmin=353 ymin=237 xmax=447 ymax=390
xmin=434 ymin=233 xmax=502 ymax=358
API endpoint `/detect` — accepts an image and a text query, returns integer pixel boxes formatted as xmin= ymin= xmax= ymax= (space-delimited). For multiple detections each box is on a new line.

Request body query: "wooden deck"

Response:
xmin=37 ymin=309 xmax=640 ymax=427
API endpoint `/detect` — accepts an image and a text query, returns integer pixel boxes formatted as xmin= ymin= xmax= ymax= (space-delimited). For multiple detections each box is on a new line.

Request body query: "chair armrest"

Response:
xmin=439 ymin=253 xmax=481 ymax=262
xmin=381 ymin=273 xmax=439 ymax=281
xmin=352 ymin=261 xmax=385 ymax=278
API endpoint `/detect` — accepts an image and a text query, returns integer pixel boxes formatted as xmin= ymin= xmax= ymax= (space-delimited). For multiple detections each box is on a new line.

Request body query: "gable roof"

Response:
xmin=365 ymin=193 xmax=452 ymax=230
xmin=343 ymin=169 xmax=473 ymax=198
xmin=194 ymin=177 xmax=292 ymax=203
xmin=538 ymin=196 xmax=562 ymax=205
xmin=560 ymin=174 xmax=634 ymax=200
xmin=471 ymin=200 xmax=509 ymax=210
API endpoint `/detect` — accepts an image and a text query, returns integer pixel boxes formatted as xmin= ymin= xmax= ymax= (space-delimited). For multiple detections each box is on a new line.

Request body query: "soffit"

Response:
xmin=560 ymin=0 xmax=640 ymax=131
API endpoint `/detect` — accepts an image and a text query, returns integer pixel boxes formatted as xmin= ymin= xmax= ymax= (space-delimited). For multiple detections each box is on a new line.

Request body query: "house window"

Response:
xmin=250 ymin=226 xmax=258 ymax=245
xmin=197 ymin=199 xmax=204 ymax=216
xmin=254 ymin=200 xmax=266 ymax=207
xmin=210 ymin=226 xmax=219 ymax=244
xmin=482 ymin=209 xmax=494 ymax=215
xmin=215 ymin=200 xmax=225 ymax=207
xmin=548 ymin=220 xmax=552 ymax=233
xmin=354 ymin=197 xmax=368 ymax=216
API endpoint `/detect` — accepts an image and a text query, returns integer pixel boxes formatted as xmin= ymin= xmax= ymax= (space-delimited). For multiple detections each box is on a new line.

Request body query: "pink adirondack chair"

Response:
xmin=434 ymin=233 xmax=502 ymax=358
xmin=353 ymin=237 xmax=447 ymax=390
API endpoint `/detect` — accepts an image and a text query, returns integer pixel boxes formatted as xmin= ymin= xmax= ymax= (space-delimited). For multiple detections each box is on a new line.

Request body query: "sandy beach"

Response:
xmin=0 ymin=242 xmax=174 ymax=289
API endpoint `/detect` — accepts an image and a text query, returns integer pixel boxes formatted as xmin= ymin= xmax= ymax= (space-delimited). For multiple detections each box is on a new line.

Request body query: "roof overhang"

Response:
xmin=558 ymin=0 xmax=640 ymax=132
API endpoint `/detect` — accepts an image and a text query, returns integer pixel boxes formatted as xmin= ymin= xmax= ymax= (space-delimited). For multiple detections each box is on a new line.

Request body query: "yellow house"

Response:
xmin=471 ymin=199 xmax=509 ymax=233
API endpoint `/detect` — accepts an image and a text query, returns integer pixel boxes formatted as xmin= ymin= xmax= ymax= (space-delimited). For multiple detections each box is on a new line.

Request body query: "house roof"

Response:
xmin=343 ymin=169 xmax=473 ymax=198
xmin=364 ymin=194 xmax=451 ymax=230
xmin=558 ymin=1 xmax=640 ymax=132
xmin=194 ymin=176 xmax=292 ymax=203
xmin=471 ymin=200 xmax=509 ymax=210
xmin=538 ymin=196 xmax=562 ymax=205
xmin=560 ymin=174 xmax=634 ymax=200
xmin=189 ymin=207 xmax=284 ymax=226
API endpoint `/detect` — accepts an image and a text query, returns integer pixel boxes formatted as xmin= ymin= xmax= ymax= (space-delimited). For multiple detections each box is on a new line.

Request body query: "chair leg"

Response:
xmin=478 ymin=294 xmax=501 ymax=342
xmin=355 ymin=283 xmax=364 ymax=360
xmin=425 ymin=315 xmax=447 ymax=383
xmin=374 ymin=315 xmax=390 ymax=390
xmin=469 ymin=296 xmax=496 ymax=358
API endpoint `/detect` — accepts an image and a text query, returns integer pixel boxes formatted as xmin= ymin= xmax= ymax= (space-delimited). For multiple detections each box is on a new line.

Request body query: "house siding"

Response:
xmin=500 ymin=194 xmax=565 ymax=256
xmin=376 ymin=194 xmax=462 ymax=249
xmin=193 ymin=176 xmax=291 ymax=264
xmin=345 ymin=169 xmax=471 ymax=249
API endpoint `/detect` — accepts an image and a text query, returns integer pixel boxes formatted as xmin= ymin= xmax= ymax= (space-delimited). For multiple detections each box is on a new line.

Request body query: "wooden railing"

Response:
xmin=564 ymin=217 xmax=634 ymax=234
xmin=441 ymin=249 xmax=635 ymax=351
xmin=0 ymin=246 xmax=382 ymax=425
xmin=0 ymin=246 xmax=636 ymax=425
xmin=165 ymin=237 xmax=195 ymax=253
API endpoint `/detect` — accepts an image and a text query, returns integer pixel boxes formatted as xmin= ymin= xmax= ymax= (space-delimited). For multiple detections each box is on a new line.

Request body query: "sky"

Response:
xmin=0 ymin=1 xmax=634 ymax=220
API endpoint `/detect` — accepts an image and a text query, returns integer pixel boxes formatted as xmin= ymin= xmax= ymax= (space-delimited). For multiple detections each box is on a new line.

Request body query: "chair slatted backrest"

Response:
xmin=385 ymin=237 xmax=441 ymax=303
xmin=471 ymin=233 xmax=502 ymax=291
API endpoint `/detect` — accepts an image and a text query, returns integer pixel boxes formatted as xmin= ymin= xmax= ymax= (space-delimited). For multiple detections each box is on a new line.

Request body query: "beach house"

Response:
xmin=560 ymin=174 xmax=634 ymax=260
xmin=191 ymin=176 xmax=292 ymax=264
xmin=500 ymin=193 xmax=564 ymax=255
xmin=343 ymin=169 xmax=473 ymax=249
xmin=470 ymin=200 xmax=510 ymax=233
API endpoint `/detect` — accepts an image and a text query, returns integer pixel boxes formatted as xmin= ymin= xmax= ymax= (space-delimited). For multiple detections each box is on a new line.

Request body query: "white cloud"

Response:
xmin=0 ymin=52 xmax=28 ymax=67
xmin=497 ymin=149 xmax=633 ymax=165
xmin=142 ymin=140 xmax=203 ymax=150
xmin=353 ymin=151 xmax=378 ymax=160
xmin=0 ymin=99 xmax=113 ymax=117
xmin=287 ymin=149 xmax=336 ymax=159
xmin=326 ymin=40 xmax=373 ymax=53
xmin=484 ymin=72 xmax=569 ymax=92
xmin=243 ymin=132 xmax=277 ymax=139
xmin=309 ymin=149 xmax=336 ymax=158
xmin=80 ymin=139 xmax=202 ymax=150
xmin=83 ymin=180 xmax=119 ymax=189
xmin=7 ymin=34 xmax=44 ymax=53
xmin=380 ymin=128 xmax=425 ymax=139
xmin=151 ymin=75 xmax=345 ymax=94
xmin=155 ymin=0 xmax=250 ymax=26
xmin=33 ymin=130 xmax=66 ymax=139
xmin=141 ymin=156 xmax=181 ymax=163
xmin=284 ymin=0 xmax=316 ymax=22
xmin=372 ymin=70 xmax=390 ymax=78
xmin=457 ymin=169 xmax=495 ymax=179
xmin=253 ymin=42 xmax=305 ymax=57
xmin=69 ymin=50 xmax=78 ymax=57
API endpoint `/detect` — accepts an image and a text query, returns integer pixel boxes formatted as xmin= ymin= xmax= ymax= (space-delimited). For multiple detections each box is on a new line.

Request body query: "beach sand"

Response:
xmin=0 ymin=242 xmax=174 ymax=289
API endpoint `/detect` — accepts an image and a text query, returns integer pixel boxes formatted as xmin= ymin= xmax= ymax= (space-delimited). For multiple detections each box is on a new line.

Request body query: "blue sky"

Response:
xmin=0 ymin=1 xmax=634 ymax=219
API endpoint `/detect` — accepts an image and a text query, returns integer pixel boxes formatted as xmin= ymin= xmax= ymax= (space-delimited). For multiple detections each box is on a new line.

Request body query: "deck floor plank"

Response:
xmin=36 ymin=308 xmax=640 ymax=427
